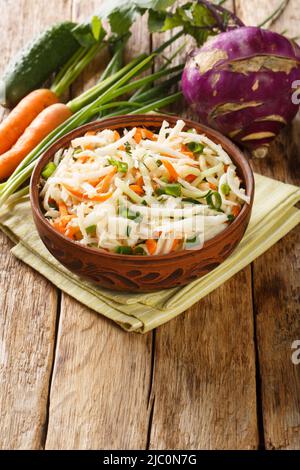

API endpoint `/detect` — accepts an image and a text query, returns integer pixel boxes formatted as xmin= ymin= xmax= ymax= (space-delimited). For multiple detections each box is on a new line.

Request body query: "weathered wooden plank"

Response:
xmin=45 ymin=295 xmax=152 ymax=449
xmin=148 ymin=1 xmax=258 ymax=450
xmin=45 ymin=0 xmax=152 ymax=450
xmin=0 ymin=0 xmax=68 ymax=448
xmin=149 ymin=271 xmax=258 ymax=450
xmin=237 ymin=0 xmax=300 ymax=449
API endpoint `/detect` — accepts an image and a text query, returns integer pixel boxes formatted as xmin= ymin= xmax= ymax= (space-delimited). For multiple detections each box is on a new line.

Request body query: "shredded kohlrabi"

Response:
xmin=40 ymin=120 xmax=250 ymax=256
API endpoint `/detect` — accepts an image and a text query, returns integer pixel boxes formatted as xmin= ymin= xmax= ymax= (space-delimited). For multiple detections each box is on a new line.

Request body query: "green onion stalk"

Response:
xmin=0 ymin=36 xmax=184 ymax=206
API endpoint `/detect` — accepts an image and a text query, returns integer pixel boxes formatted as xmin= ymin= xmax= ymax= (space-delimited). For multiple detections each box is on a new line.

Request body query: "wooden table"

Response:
xmin=0 ymin=0 xmax=299 ymax=450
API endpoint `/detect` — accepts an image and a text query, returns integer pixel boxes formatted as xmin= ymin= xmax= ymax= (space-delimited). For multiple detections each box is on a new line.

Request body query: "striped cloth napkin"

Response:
xmin=0 ymin=173 xmax=299 ymax=333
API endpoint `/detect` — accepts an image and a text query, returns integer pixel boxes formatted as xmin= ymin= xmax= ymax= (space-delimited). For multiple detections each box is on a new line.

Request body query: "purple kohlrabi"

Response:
xmin=182 ymin=27 xmax=300 ymax=157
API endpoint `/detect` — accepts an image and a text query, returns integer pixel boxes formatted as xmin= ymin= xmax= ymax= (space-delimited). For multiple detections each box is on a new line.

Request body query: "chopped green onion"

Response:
xmin=126 ymin=226 xmax=131 ymax=237
xmin=49 ymin=201 xmax=58 ymax=209
xmin=156 ymin=183 xmax=181 ymax=197
xmin=182 ymin=197 xmax=202 ymax=205
xmin=187 ymin=142 xmax=204 ymax=154
xmin=120 ymin=207 xmax=141 ymax=221
xmin=125 ymin=142 xmax=132 ymax=155
xmin=227 ymin=214 xmax=235 ymax=222
xmin=206 ymin=191 xmax=222 ymax=211
xmin=86 ymin=224 xmax=97 ymax=234
xmin=160 ymin=176 xmax=169 ymax=184
xmin=108 ymin=157 xmax=128 ymax=173
xmin=156 ymin=159 xmax=163 ymax=167
xmin=41 ymin=162 xmax=57 ymax=180
xmin=187 ymin=128 xmax=196 ymax=134
xmin=185 ymin=235 xmax=200 ymax=249
xmin=221 ymin=183 xmax=231 ymax=196
xmin=165 ymin=184 xmax=182 ymax=197
xmin=134 ymin=245 xmax=146 ymax=255
xmin=115 ymin=246 xmax=133 ymax=255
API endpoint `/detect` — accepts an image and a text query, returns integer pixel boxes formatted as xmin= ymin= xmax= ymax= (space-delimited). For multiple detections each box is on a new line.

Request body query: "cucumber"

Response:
xmin=2 ymin=21 xmax=80 ymax=108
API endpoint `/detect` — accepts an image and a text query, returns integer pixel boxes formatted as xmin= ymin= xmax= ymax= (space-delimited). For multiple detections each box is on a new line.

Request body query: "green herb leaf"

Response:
xmin=72 ymin=18 xmax=106 ymax=47
xmin=101 ymin=0 xmax=176 ymax=36
xmin=227 ymin=214 xmax=235 ymax=222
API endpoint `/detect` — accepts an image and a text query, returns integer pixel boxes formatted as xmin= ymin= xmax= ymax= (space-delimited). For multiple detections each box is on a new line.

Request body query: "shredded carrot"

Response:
xmin=83 ymin=143 xmax=94 ymax=150
xmin=137 ymin=127 xmax=156 ymax=140
xmin=97 ymin=167 xmax=117 ymax=193
xmin=58 ymin=201 xmax=68 ymax=217
xmin=208 ymin=182 xmax=218 ymax=190
xmin=232 ymin=205 xmax=241 ymax=217
xmin=134 ymin=130 xmax=142 ymax=144
xmin=185 ymin=174 xmax=197 ymax=183
xmin=180 ymin=144 xmax=195 ymax=159
xmin=129 ymin=184 xmax=145 ymax=196
xmin=162 ymin=160 xmax=178 ymax=182
xmin=224 ymin=164 xmax=229 ymax=172
xmin=91 ymin=192 xmax=113 ymax=202
xmin=146 ymin=239 xmax=157 ymax=255
xmin=63 ymin=183 xmax=113 ymax=203
xmin=85 ymin=130 xmax=96 ymax=136
xmin=136 ymin=175 xmax=144 ymax=187
xmin=118 ymin=144 xmax=125 ymax=151
xmin=65 ymin=226 xmax=81 ymax=240
xmin=52 ymin=220 xmax=66 ymax=234
xmin=114 ymin=130 xmax=121 ymax=141
xmin=171 ymin=239 xmax=181 ymax=252
xmin=77 ymin=154 xmax=92 ymax=163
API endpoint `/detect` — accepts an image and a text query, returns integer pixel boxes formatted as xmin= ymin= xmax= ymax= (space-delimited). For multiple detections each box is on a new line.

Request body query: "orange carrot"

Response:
xmin=113 ymin=130 xmax=121 ymax=141
xmin=232 ymin=205 xmax=241 ymax=217
xmin=58 ymin=201 xmax=68 ymax=217
xmin=65 ymin=225 xmax=81 ymax=240
xmin=0 ymin=89 xmax=58 ymax=155
xmin=63 ymin=184 xmax=113 ymax=203
xmin=180 ymin=144 xmax=195 ymax=158
xmin=77 ymin=154 xmax=93 ymax=164
xmin=97 ymin=167 xmax=117 ymax=193
xmin=208 ymin=182 xmax=218 ymax=190
xmin=134 ymin=130 xmax=142 ymax=144
xmin=146 ymin=239 xmax=157 ymax=255
xmin=162 ymin=160 xmax=178 ymax=182
xmin=185 ymin=174 xmax=197 ymax=183
xmin=129 ymin=184 xmax=145 ymax=196
xmin=171 ymin=239 xmax=181 ymax=252
xmin=136 ymin=127 xmax=156 ymax=140
xmin=136 ymin=175 xmax=144 ymax=187
xmin=85 ymin=130 xmax=96 ymax=136
xmin=0 ymin=103 xmax=72 ymax=180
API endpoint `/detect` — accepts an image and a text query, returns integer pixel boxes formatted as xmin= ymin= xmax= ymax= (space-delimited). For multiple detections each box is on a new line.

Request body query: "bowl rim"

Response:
xmin=30 ymin=114 xmax=255 ymax=262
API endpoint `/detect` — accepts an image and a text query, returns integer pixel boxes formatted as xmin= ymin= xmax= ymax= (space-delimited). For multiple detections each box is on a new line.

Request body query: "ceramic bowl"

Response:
xmin=30 ymin=114 xmax=254 ymax=292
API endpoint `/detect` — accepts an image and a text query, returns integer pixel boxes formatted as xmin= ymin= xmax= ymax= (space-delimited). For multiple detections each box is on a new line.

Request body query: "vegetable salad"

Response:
xmin=40 ymin=120 xmax=250 ymax=256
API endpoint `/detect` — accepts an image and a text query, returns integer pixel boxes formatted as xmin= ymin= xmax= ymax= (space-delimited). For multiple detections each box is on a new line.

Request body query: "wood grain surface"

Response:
xmin=0 ymin=0 xmax=299 ymax=450
xmin=237 ymin=0 xmax=300 ymax=450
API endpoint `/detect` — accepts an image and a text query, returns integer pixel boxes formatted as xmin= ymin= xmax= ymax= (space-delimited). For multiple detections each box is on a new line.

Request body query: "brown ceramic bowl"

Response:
xmin=30 ymin=114 xmax=254 ymax=292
